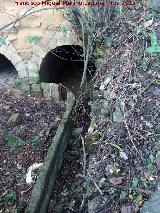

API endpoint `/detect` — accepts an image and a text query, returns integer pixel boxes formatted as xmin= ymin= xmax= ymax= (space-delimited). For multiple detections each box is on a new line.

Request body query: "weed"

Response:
xmin=4 ymin=132 xmax=26 ymax=147
xmin=4 ymin=191 xmax=16 ymax=202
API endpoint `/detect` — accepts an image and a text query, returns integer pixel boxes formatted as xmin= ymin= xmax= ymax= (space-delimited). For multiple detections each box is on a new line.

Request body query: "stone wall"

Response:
xmin=0 ymin=0 xmax=82 ymax=78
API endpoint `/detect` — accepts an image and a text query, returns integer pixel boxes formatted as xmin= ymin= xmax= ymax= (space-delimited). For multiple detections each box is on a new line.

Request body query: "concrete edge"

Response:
xmin=25 ymin=92 xmax=75 ymax=213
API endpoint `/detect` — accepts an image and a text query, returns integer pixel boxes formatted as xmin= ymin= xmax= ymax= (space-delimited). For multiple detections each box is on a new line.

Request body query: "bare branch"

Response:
xmin=0 ymin=6 xmax=63 ymax=31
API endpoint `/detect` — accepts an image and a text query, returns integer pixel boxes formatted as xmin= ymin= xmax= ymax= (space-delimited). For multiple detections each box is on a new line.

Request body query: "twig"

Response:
xmin=21 ymin=187 xmax=32 ymax=195
xmin=123 ymin=104 xmax=143 ymax=161
xmin=0 ymin=7 xmax=63 ymax=31
xmin=88 ymin=172 xmax=103 ymax=195
xmin=80 ymin=194 xmax=87 ymax=212
xmin=81 ymin=135 xmax=86 ymax=176
xmin=77 ymin=173 xmax=103 ymax=195
xmin=105 ymin=141 xmax=123 ymax=151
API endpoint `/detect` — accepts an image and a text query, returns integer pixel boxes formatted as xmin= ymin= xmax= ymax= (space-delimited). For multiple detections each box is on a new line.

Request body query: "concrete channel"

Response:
xmin=25 ymin=92 xmax=75 ymax=213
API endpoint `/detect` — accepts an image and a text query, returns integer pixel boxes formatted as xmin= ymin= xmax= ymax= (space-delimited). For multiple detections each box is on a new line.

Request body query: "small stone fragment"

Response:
xmin=99 ymin=85 xmax=105 ymax=91
xmin=7 ymin=113 xmax=22 ymax=127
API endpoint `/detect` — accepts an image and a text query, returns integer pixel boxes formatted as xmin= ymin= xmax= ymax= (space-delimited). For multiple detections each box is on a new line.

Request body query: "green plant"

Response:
xmin=61 ymin=188 xmax=70 ymax=196
xmin=137 ymin=193 xmax=143 ymax=202
xmin=146 ymin=33 xmax=160 ymax=53
xmin=4 ymin=132 xmax=26 ymax=147
xmin=146 ymin=154 xmax=155 ymax=170
xmin=134 ymin=25 xmax=143 ymax=35
xmin=28 ymin=35 xmax=42 ymax=45
xmin=4 ymin=191 xmax=16 ymax=202
xmin=131 ymin=177 xmax=139 ymax=188
xmin=31 ymin=135 xmax=40 ymax=143
xmin=0 ymin=37 xmax=6 ymax=46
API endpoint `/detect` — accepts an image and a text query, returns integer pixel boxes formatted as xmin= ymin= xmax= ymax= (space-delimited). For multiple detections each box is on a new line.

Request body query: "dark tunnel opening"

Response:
xmin=0 ymin=54 xmax=17 ymax=84
xmin=39 ymin=45 xmax=96 ymax=94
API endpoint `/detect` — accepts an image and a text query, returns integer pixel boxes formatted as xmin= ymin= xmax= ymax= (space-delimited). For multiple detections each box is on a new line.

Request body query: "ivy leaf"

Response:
xmin=31 ymin=135 xmax=40 ymax=143
xmin=28 ymin=36 xmax=42 ymax=45
xmin=150 ymin=34 xmax=158 ymax=47
xmin=146 ymin=33 xmax=160 ymax=53
xmin=137 ymin=193 xmax=143 ymax=202
xmin=131 ymin=177 xmax=139 ymax=188
xmin=0 ymin=37 xmax=6 ymax=46
xmin=146 ymin=46 xmax=160 ymax=53
xmin=146 ymin=154 xmax=155 ymax=170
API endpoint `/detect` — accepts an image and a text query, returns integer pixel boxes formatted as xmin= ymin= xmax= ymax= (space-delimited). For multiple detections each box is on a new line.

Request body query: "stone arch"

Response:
xmin=39 ymin=44 xmax=96 ymax=92
xmin=0 ymin=53 xmax=17 ymax=83
xmin=0 ymin=43 xmax=27 ymax=77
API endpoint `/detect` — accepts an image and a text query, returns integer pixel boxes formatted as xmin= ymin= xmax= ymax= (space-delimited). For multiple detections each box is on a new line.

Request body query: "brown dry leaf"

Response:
xmin=12 ymin=88 xmax=23 ymax=98
xmin=144 ymin=172 xmax=151 ymax=180
xmin=110 ymin=177 xmax=122 ymax=185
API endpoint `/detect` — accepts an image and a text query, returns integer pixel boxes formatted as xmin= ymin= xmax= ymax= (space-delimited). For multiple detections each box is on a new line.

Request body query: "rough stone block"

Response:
xmin=27 ymin=60 xmax=39 ymax=71
xmin=0 ymin=13 xmax=15 ymax=28
xmin=52 ymin=10 xmax=65 ymax=27
xmin=141 ymin=189 xmax=160 ymax=213
xmin=41 ymin=10 xmax=54 ymax=29
xmin=15 ymin=62 xmax=27 ymax=76
xmin=41 ymin=83 xmax=60 ymax=100
xmin=7 ymin=32 xmax=18 ymax=41
xmin=18 ymin=50 xmax=33 ymax=60
xmin=16 ymin=27 xmax=43 ymax=49
xmin=20 ymin=15 xmax=41 ymax=27
xmin=7 ymin=113 xmax=22 ymax=127
xmin=4 ymin=48 xmax=17 ymax=61
xmin=33 ymin=45 xmax=46 ymax=58
xmin=28 ymin=69 xmax=39 ymax=79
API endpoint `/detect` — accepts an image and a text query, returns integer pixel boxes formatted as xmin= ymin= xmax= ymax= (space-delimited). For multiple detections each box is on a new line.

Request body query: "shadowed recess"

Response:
xmin=39 ymin=45 xmax=96 ymax=91
xmin=0 ymin=54 xmax=17 ymax=83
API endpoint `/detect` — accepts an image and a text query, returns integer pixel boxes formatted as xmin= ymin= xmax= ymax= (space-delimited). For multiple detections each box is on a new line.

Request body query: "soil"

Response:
xmin=0 ymin=83 xmax=65 ymax=212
